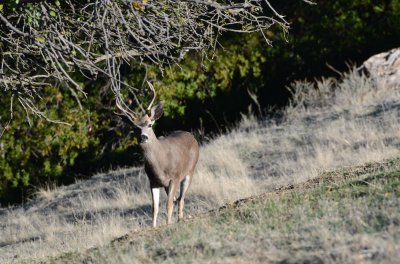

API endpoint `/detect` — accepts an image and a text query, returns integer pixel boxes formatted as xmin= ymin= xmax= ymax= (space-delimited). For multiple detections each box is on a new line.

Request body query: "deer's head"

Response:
xmin=116 ymin=82 xmax=164 ymax=144
xmin=133 ymin=102 xmax=163 ymax=144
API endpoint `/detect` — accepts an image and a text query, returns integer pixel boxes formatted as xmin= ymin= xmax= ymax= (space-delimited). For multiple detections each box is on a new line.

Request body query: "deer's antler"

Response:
xmin=115 ymin=81 xmax=158 ymax=123
xmin=146 ymin=81 xmax=157 ymax=112
xmin=115 ymin=94 xmax=139 ymax=126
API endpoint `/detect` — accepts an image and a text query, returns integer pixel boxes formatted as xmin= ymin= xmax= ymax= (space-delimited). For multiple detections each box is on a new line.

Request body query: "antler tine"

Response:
xmin=115 ymin=94 xmax=138 ymax=125
xmin=146 ymin=81 xmax=157 ymax=111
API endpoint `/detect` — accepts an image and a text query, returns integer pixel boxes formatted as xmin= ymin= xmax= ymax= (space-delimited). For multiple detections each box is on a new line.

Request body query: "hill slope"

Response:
xmin=54 ymin=158 xmax=400 ymax=263
xmin=1 ymin=69 xmax=400 ymax=263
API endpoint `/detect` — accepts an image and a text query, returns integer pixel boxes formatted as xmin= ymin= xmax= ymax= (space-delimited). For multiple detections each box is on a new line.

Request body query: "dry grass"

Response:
xmin=0 ymin=69 xmax=400 ymax=263
xmin=62 ymin=164 xmax=400 ymax=264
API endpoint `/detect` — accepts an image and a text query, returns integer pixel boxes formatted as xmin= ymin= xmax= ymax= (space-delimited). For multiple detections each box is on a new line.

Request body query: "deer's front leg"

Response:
xmin=151 ymin=187 xmax=160 ymax=227
xmin=166 ymin=180 xmax=178 ymax=225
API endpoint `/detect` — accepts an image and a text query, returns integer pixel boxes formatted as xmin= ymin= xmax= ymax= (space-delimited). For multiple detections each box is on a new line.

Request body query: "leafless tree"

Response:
xmin=0 ymin=0 xmax=312 ymax=124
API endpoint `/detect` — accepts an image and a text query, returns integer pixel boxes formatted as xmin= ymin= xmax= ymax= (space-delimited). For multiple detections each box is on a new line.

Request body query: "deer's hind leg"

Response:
xmin=164 ymin=187 xmax=177 ymax=202
xmin=177 ymin=175 xmax=191 ymax=221
xmin=166 ymin=180 xmax=179 ymax=225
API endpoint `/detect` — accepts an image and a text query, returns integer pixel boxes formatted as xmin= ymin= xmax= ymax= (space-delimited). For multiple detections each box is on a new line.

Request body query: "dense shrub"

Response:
xmin=144 ymin=0 xmax=400 ymax=132
xmin=0 ymin=86 xmax=98 ymax=203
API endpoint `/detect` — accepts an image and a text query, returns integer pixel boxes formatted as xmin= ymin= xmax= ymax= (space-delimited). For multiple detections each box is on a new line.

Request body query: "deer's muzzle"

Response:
xmin=140 ymin=134 xmax=149 ymax=144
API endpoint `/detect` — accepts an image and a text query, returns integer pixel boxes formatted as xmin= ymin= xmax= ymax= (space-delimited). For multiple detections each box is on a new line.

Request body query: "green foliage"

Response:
xmin=0 ymin=0 xmax=61 ymax=12
xmin=151 ymin=0 xmax=400 ymax=116
xmin=0 ymin=86 xmax=99 ymax=203
xmin=149 ymin=34 xmax=266 ymax=118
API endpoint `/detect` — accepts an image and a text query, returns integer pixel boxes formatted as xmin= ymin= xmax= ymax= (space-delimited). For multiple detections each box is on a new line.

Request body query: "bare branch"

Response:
xmin=0 ymin=0 xmax=310 ymax=121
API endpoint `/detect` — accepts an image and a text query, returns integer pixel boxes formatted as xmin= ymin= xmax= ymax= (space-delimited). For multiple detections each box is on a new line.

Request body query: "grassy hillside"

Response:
xmin=1 ymin=69 xmax=400 ymax=263
xmin=54 ymin=159 xmax=400 ymax=263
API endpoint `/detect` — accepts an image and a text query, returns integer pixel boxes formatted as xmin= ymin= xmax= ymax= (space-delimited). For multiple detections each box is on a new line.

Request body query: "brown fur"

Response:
xmin=142 ymin=131 xmax=199 ymax=189
xmin=133 ymin=103 xmax=200 ymax=226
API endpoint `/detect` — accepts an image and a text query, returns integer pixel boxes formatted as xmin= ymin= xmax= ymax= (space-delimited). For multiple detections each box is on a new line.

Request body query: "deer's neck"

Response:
xmin=140 ymin=132 xmax=163 ymax=162
xmin=141 ymin=139 xmax=161 ymax=155
xmin=141 ymin=136 xmax=170 ymax=186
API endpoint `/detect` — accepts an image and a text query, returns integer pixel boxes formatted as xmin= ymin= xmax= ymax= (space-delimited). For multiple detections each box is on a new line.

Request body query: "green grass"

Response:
xmin=52 ymin=166 xmax=400 ymax=264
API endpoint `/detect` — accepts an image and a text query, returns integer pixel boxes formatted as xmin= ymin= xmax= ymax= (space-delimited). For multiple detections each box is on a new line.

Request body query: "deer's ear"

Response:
xmin=150 ymin=102 xmax=164 ymax=121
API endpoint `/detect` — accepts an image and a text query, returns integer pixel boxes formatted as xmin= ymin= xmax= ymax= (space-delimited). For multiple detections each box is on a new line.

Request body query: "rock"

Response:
xmin=361 ymin=47 xmax=400 ymax=88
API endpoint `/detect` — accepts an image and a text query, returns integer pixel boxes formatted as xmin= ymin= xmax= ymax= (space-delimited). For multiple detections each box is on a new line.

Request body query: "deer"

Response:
xmin=116 ymin=82 xmax=200 ymax=227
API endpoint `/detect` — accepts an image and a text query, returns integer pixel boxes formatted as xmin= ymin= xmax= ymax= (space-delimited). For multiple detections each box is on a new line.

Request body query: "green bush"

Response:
xmin=0 ymin=86 xmax=99 ymax=203
xmin=147 ymin=0 xmax=400 ymax=130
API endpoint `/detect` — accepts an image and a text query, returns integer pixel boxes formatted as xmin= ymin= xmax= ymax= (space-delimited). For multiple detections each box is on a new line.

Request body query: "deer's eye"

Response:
xmin=148 ymin=124 xmax=152 ymax=128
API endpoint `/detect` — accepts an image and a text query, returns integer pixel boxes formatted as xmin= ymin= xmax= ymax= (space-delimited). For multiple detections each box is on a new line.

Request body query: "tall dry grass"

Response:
xmin=0 ymin=69 xmax=399 ymax=263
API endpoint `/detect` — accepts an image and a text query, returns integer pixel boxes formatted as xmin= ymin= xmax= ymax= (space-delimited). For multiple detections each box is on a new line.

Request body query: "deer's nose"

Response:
xmin=140 ymin=134 xmax=149 ymax=143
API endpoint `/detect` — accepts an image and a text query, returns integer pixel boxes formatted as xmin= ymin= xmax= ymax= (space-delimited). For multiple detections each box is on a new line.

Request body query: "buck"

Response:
xmin=116 ymin=82 xmax=200 ymax=227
